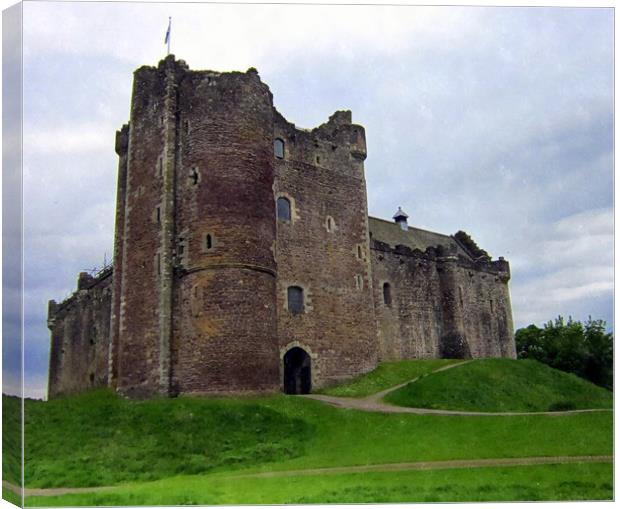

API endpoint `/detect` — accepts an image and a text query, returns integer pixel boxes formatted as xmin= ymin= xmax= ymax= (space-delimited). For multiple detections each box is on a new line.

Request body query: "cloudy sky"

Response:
xmin=6 ymin=1 xmax=614 ymax=398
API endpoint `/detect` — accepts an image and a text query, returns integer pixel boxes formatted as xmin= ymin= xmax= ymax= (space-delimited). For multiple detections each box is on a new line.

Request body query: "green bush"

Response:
xmin=515 ymin=317 xmax=613 ymax=390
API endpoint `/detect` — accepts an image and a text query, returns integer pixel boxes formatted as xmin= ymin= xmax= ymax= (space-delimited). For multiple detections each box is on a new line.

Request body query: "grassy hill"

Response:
xmin=10 ymin=390 xmax=313 ymax=488
xmin=319 ymin=359 xmax=461 ymax=397
xmin=384 ymin=359 xmax=613 ymax=412
xmin=2 ymin=358 xmax=613 ymax=504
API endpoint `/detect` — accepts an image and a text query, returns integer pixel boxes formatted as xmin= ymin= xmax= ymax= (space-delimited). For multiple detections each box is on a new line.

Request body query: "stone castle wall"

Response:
xmin=47 ymin=56 xmax=516 ymax=399
xmin=370 ymin=237 xmax=515 ymax=362
xmin=47 ymin=270 xmax=112 ymax=398
xmin=273 ymin=110 xmax=378 ymax=390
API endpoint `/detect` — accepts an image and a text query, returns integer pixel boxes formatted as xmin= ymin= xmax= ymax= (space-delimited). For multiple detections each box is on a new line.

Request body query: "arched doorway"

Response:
xmin=283 ymin=347 xmax=311 ymax=394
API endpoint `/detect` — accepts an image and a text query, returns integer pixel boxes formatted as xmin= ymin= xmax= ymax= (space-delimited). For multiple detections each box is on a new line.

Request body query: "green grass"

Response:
xmin=27 ymin=462 xmax=613 ymax=506
xmin=2 ymin=486 xmax=22 ymax=508
xmin=319 ymin=359 xmax=461 ymax=397
xmin=3 ymin=395 xmax=22 ymax=486
xmin=12 ymin=359 xmax=614 ymax=503
xmin=22 ymin=390 xmax=312 ymax=488
xmin=16 ymin=389 xmax=612 ymax=491
xmin=385 ymin=359 xmax=613 ymax=412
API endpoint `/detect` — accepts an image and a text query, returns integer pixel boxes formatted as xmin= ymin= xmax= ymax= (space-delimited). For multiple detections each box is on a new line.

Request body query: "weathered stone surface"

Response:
xmin=47 ymin=269 xmax=112 ymax=398
xmin=47 ymin=57 xmax=516 ymax=399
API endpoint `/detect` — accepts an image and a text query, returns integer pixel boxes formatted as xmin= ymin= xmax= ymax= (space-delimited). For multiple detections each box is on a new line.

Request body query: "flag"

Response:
xmin=165 ymin=17 xmax=171 ymax=44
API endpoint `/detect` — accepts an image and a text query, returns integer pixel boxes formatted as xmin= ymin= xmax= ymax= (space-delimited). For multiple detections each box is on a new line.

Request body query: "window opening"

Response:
xmin=287 ymin=286 xmax=304 ymax=315
xmin=277 ymin=197 xmax=291 ymax=221
xmin=383 ymin=282 xmax=392 ymax=307
xmin=189 ymin=168 xmax=199 ymax=185
xmin=326 ymin=216 xmax=335 ymax=232
xmin=274 ymin=138 xmax=285 ymax=159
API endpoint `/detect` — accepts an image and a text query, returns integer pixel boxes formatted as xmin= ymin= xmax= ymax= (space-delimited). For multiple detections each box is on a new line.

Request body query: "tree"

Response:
xmin=583 ymin=318 xmax=613 ymax=390
xmin=515 ymin=316 xmax=613 ymax=390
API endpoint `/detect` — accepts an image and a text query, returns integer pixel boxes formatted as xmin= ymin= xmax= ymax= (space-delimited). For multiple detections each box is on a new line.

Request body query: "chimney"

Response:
xmin=393 ymin=206 xmax=409 ymax=231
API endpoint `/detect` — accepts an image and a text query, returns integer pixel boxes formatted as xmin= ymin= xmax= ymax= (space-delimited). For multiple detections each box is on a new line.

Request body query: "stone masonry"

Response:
xmin=47 ymin=56 xmax=516 ymax=399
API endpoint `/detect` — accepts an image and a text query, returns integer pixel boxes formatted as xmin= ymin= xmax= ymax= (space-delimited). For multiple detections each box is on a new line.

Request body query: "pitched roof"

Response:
xmin=368 ymin=216 xmax=470 ymax=258
xmin=392 ymin=207 xmax=409 ymax=220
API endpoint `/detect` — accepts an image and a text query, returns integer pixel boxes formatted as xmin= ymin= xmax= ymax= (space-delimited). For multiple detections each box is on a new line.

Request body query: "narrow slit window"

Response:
xmin=383 ymin=282 xmax=392 ymax=307
xmin=355 ymin=275 xmax=364 ymax=290
xmin=287 ymin=286 xmax=304 ymax=315
xmin=156 ymin=207 xmax=161 ymax=224
xmin=189 ymin=168 xmax=199 ymax=186
xmin=326 ymin=216 xmax=335 ymax=232
xmin=205 ymin=234 xmax=213 ymax=250
xmin=277 ymin=197 xmax=291 ymax=221
xmin=274 ymin=138 xmax=285 ymax=159
xmin=357 ymin=245 xmax=363 ymax=259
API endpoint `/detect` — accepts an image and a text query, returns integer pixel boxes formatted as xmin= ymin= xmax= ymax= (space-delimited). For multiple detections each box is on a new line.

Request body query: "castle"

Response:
xmin=47 ymin=56 xmax=516 ymax=399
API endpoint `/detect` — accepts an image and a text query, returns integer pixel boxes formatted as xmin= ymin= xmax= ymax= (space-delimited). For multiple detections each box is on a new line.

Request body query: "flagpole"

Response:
xmin=167 ymin=17 xmax=171 ymax=55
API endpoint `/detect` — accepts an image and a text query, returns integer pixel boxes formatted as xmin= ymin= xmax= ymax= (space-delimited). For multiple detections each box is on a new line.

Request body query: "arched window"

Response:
xmin=287 ymin=286 xmax=304 ymax=315
xmin=383 ymin=282 xmax=392 ymax=307
xmin=274 ymin=138 xmax=285 ymax=159
xmin=277 ymin=197 xmax=291 ymax=221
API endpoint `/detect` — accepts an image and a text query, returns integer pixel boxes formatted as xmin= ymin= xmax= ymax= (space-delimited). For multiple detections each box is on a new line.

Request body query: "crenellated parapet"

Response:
xmin=371 ymin=237 xmax=510 ymax=280
xmin=273 ymin=108 xmax=367 ymax=177
xmin=48 ymin=266 xmax=113 ymax=323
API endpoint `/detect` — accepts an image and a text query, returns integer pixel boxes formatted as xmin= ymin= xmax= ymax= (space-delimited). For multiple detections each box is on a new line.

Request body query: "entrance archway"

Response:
xmin=283 ymin=347 xmax=312 ymax=394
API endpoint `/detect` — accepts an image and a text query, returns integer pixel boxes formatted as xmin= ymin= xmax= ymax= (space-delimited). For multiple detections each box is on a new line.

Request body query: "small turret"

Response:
xmin=393 ymin=207 xmax=409 ymax=231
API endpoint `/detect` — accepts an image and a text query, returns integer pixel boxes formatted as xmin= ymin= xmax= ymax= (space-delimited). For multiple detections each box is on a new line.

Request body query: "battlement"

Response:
xmin=371 ymin=235 xmax=510 ymax=280
xmin=48 ymin=266 xmax=113 ymax=323
xmin=273 ymin=106 xmax=367 ymax=176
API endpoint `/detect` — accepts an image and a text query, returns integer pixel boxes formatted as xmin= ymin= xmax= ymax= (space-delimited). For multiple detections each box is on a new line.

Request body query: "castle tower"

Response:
xmin=47 ymin=57 xmax=515 ymax=400
xmin=109 ymin=56 xmax=280 ymax=397
xmin=273 ymin=109 xmax=379 ymax=391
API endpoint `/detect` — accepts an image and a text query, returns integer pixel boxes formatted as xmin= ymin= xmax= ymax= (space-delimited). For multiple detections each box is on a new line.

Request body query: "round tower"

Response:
xmin=171 ymin=66 xmax=280 ymax=394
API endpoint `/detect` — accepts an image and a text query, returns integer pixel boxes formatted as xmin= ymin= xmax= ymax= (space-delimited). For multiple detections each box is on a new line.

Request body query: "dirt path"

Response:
xmin=5 ymin=455 xmax=613 ymax=496
xmin=305 ymin=361 xmax=613 ymax=416
xmin=227 ymin=455 xmax=614 ymax=479
xmin=2 ymin=480 xmax=114 ymax=497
